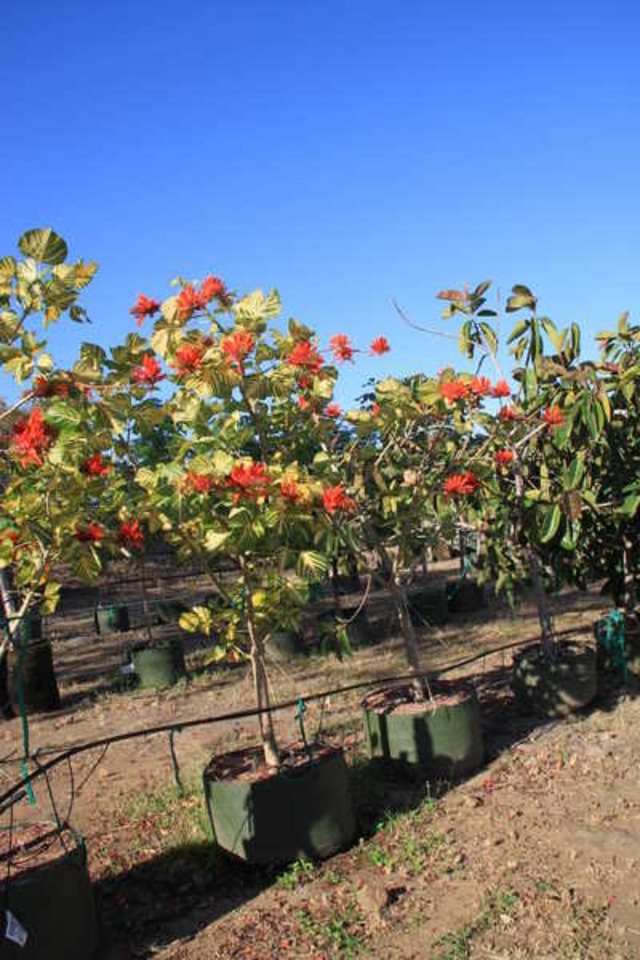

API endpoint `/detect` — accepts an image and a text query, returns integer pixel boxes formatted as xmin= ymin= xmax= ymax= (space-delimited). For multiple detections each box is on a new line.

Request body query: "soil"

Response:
xmin=362 ymin=681 xmax=474 ymax=714
xmin=203 ymin=741 xmax=340 ymax=782
xmin=1 ymin=568 xmax=638 ymax=957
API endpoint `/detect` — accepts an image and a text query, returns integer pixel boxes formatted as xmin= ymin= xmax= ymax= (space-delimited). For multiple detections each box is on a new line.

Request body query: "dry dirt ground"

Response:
xmin=2 ymin=576 xmax=638 ymax=959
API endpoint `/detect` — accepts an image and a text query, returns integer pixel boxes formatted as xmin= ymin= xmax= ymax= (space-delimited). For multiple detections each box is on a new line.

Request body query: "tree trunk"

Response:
xmin=388 ymin=571 xmax=426 ymax=698
xmin=528 ymin=549 xmax=555 ymax=656
xmin=241 ymin=562 xmax=279 ymax=768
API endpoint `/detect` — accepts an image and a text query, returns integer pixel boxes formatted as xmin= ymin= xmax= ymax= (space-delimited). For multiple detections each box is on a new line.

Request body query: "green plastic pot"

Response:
xmin=203 ymin=745 xmax=356 ymax=865
xmin=94 ymin=605 xmax=130 ymax=636
xmin=446 ymin=579 xmax=485 ymax=614
xmin=8 ymin=639 xmax=60 ymax=714
xmin=131 ymin=637 xmax=186 ymax=688
xmin=362 ymin=683 xmax=484 ymax=779
xmin=512 ymin=642 xmax=597 ymax=717
xmin=0 ymin=839 xmax=99 ymax=960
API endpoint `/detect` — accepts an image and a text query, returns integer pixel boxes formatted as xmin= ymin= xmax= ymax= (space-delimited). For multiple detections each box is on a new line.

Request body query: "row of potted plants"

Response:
xmin=0 ymin=228 xmax=638 ymax=955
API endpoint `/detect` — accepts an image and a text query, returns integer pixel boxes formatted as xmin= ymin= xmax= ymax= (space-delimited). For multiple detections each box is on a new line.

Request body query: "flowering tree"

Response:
xmin=433 ymin=283 xmax=604 ymax=654
xmin=112 ymin=279 xmax=366 ymax=767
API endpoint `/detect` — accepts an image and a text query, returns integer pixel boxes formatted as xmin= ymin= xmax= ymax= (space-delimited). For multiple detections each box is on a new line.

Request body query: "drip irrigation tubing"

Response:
xmin=0 ymin=625 xmax=591 ymax=815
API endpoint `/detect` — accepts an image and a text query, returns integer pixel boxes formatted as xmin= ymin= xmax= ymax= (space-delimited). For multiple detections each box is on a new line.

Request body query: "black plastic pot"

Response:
xmin=131 ymin=637 xmax=186 ymax=688
xmin=512 ymin=642 xmax=597 ymax=717
xmin=94 ymin=605 xmax=130 ymax=636
xmin=203 ymin=745 xmax=356 ymax=865
xmin=8 ymin=639 xmax=60 ymax=714
xmin=1 ymin=838 xmax=100 ymax=959
xmin=362 ymin=683 xmax=484 ymax=779
xmin=446 ymin=579 xmax=485 ymax=614
xmin=267 ymin=631 xmax=306 ymax=662
xmin=408 ymin=588 xmax=449 ymax=627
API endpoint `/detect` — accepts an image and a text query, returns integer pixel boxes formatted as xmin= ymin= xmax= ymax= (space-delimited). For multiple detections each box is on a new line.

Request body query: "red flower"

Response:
xmin=297 ymin=395 xmax=311 ymax=411
xmin=32 ymin=376 xmax=72 ymax=398
xmin=11 ymin=409 xmax=56 ymax=467
xmin=494 ymin=449 xmax=514 ymax=466
xmin=469 ymin=376 xmax=492 ymax=397
xmin=280 ymin=479 xmax=299 ymax=503
xmin=370 ymin=336 xmax=390 ymax=356
xmin=176 ymin=285 xmax=202 ymax=322
xmin=74 ymin=522 xmax=104 ymax=543
xmin=221 ymin=331 xmax=255 ymax=374
xmin=443 ymin=472 xmax=480 ymax=497
xmin=130 ymin=294 xmax=161 ymax=328
xmin=499 ymin=406 xmax=517 ymax=421
xmin=297 ymin=376 xmax=312 ymax=390
xmin=183 ymin=470 xmax=214 ymax=494
xmin=81 ymin=453 xmax=110 ymax=478
xmin=227 ymin=461 xmax=270 ymax=501
xmin=491 ymin=380 xmax=511 ymax=398
xmin=439 ymin=380 xmax=469 ymax=403
xmin=322 ymin=485 xmax=356 ymax=513
xmin=543 ymin=407 xmax=564 ymax=430
xmin=198 ymin=275 xmax=227 ymax=306
xmin=287 ymin=341 xmax=323 ymax=374
xmin=132 ymin=354 xmax=166 ymax=386
xmin=118 ymin=519 xmax=144 ymax=551
xmin=329 ymin=334 xmax=354 ymax=363
xmin=370 ymin=402 xmax=380 ymax=416
xmin=325 ymin=403 xmax=342 ymax=417
xmin=172 ymin=343 xmax=205 ymax=376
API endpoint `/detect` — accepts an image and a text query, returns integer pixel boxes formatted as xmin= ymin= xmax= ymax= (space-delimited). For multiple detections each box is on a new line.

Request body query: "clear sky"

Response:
xmin=3 ymin=0 xmax=640 ymax=405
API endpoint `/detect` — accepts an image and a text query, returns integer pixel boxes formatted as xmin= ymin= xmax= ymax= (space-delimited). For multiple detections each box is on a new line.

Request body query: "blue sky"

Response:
xmin=3 ymin=0 xmax=640 ymax=405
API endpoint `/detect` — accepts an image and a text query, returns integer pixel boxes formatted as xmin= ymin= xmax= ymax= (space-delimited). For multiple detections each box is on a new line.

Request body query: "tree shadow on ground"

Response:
xmin=94 ymin=840 xmax=274 ymax=958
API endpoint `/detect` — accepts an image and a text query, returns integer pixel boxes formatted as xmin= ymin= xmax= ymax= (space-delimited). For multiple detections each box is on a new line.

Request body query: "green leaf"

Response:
xmin=619 ymin=494 xmax=640 ymax=518
xmin=44 ymin=402 xmax=82 ymax=429
xmin=564 ymin=458 xmax=585 ymax=490
xmin=297 ymin=550 xmax=329 ymax=579
xmin=204 ymin=530 xmax=229 ymax=552
xmin=539 ymin=504 xmax=562 ymax=544
xmin=18 ymin=228 xmax=68 ymax=265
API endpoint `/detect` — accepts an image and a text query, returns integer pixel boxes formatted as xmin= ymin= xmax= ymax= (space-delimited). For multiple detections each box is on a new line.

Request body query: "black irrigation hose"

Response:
xmin=0 ymin=625 xmax=591 ymax=815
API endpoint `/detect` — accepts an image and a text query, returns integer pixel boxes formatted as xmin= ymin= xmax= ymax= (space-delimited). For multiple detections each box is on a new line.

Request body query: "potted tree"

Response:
xmin=436 ymin=282 xmax=601 ymax=716
xmin=115 ymin=275 xmax=358 ymax=863
xmin=341 ymin=368 xmax=485 ymax=779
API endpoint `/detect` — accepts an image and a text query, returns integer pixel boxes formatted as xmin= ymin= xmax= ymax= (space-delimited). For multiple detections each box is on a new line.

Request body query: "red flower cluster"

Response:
xmin=176 ymin=276 xmax=228 ymax=321
xmin=370 ymin=336 xmax=390 ymax=356
xmin=439 ymin=380 xmax=469 ymax=403
xmin=227 ymin=462 xmax=270 ymax=501
xmin=325 ymin=403 xmax=341 ymax=418
xmin=221 ymin=330 xmax=255 ymax=375
xmin=183 ymin=470 xmax=215 ymax=494
xmin=322 ymin=485 xmax=356 ymax=513
xmin=32 ymin=376 xmax=72 ymax=398
xmin=81 ymin=453 xmax=110 ymax=478
xmin=443 ymin=472 xmax=480 ymax=497
xmin=494 ymin=449 xmax=514 ymax=466
xmin=499 ymin=406 xmax=517 ymax=421
xmin=280 ymin=479 xmax=299 ymax=503
xmin=11 ymin=409 xmax=56 ymax=468
xmin=132 ymin=354 xmax=166 ymax=386
xmin=329 ymin=334 xmax=354 ymax=363
xmin=491 ymin=380 xmax=511 ymax=398
xmin=469 ymin=376 xmax=492 ymax=396
xmin=172 ymin=343 xmax=205 ymax=376
xmin=370 ymin=402 xmax=380 ymax=416
xmin=74 ymin=522 xmax=104 ymax=543
xmin=543 ymin=407 xmax=564 ymax=430
xmin=130 ymin=294 xmax=161 ymax=328
xmin=118 ymin=519 xmax=144 ymax=551
xmin=287 ymin=341 xmax=323 ymax=374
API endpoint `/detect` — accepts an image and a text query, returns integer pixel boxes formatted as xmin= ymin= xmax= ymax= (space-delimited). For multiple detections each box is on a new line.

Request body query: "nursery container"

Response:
xmin=0 ymin=835 xmax=99 ymax=960
xmin=408 ymin=587 xmax=449 ymax=626
xmin=362 ymin=682 xmax=484 ymax=779
xmin=8 ymin=639 xmax=60 ymax=714
xmin=203 ymin=744 xmax=356 ymax=865
xmin=446 ymin=579 xmax=485 ymax=614
xmin=512 ymin=642 xmax=597 ymax=717
xmin=132 ymin=636 xmax=186 ymax=688
xmin=94 ymin=605 xmax=130 ymax=636
xmin=267 ymin=631 xmax=306 ymax=662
